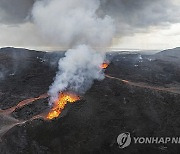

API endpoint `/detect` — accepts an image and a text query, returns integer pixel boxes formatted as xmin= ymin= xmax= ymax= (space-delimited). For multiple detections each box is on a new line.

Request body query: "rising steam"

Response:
xmin=31 ymin=0 xmax=115 ymax=103
xmin=48 ymin=45 xmax=105 ymax=103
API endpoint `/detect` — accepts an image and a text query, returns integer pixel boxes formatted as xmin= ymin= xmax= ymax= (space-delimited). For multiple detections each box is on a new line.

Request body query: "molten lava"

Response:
xmin=0 ymin=93 xmax=48 ymax=115
xmin=101 ymin=62 xmax=109 ymax=69
xmin=47 ymin=92 xmax=80 ymax=120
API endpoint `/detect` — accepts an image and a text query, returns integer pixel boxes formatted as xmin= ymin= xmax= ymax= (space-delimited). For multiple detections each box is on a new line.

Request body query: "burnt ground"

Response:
xmin=0 ymin=47 xmax=180 ymax=154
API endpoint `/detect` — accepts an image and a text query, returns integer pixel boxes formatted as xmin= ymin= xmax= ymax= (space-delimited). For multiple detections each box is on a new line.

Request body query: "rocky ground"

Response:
xmin=0 ymin=47 xmax=180 ymax=154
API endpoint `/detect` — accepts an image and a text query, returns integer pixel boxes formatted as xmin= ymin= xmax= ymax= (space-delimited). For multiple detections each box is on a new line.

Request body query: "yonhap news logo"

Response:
xmin=117 ymin=132 xmax=180 ymax=149
xmin=117 ymin=132 xmax=131 ymax=149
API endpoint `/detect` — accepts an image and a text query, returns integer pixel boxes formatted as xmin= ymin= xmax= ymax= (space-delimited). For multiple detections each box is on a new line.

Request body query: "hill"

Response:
xmin=0 ymin=47 xmax=180 ymax=153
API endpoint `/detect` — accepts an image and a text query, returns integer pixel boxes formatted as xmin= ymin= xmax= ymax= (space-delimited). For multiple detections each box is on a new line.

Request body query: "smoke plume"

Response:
xmin=48 ymin=45 xmax=105 ymax=103
xmin=31 ymin=0 xmax=115 ymax=103
xmin=31 ymin=0 xmax=115 ymax=48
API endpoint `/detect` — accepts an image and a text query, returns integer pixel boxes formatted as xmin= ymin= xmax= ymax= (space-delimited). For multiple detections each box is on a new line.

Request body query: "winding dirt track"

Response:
xmin=105 ymin=74 xmax=180 ymax=94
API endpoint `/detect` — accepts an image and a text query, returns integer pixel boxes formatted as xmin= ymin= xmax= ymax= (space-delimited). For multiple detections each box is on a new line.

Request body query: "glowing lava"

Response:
xmin=47 ymin=92 xmax=80 ymax=120
xmin=101 ymin=62 xmax=109 ymax=69
xmin=0 ymin=93 xmax=48 ymax=115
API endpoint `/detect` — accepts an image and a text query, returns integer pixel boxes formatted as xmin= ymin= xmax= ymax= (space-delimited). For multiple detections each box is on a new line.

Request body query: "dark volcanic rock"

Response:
xmin=107 ymin=52 xmax=180 ymax=85
xmin=0 ymin=48 xmax=63 ymax=109
xmin=156 ymin=47 xmax=180 ymax=58
xmin=11 ymin=98 xmax=49 ymax=120
xmin=154 ymin=47 xmax=180 ymax=65
xmin=0 ymin=47 xmax=180 ymax=154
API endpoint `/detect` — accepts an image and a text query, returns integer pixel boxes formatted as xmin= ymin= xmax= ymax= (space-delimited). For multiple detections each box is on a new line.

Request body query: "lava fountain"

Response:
xmin=46 ymin=92 xmax=80 ymax=120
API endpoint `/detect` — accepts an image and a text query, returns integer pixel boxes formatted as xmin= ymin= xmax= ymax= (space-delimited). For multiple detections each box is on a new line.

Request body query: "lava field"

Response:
xmin=0 ymin=47 xmax=180 ymax=154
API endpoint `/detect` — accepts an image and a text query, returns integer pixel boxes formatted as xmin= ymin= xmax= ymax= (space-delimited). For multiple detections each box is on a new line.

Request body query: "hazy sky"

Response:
xmin=0 ymin=0 xmax=180 ymax=51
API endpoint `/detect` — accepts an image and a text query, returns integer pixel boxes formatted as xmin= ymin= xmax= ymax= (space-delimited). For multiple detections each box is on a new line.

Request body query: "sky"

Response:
xmin=0 ymin=0 xmax=180 ymax=51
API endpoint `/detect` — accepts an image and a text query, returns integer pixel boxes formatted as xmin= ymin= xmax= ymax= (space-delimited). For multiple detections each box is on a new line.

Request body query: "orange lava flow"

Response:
xmin=46 ymin=92 xmax=80 ymax=120
xmin=0 ymin=93 xmax=48 ymax=115
xmin=100 ymin=62 xmax=109 ymax=69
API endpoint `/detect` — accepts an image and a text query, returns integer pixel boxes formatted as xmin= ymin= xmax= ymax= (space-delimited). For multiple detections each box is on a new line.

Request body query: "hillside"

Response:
xmin=0 ymin=48 xmax=180 ymax=153
xmin=154 ymin=47 xmax=180 ymax=64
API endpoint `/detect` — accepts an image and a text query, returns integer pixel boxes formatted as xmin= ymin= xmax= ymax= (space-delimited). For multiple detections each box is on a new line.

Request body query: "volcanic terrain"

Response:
xmin=0 ymin=47 xmax=180 ymax=154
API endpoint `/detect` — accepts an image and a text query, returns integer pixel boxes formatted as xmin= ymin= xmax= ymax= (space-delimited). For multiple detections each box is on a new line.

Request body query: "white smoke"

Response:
xmin=48 ymin=45 xmax=105 ymax=103
xmin=32 ymin=0 xmax=115 ymax=47
xmin=31 ymin=0 xmax=115 ymax=103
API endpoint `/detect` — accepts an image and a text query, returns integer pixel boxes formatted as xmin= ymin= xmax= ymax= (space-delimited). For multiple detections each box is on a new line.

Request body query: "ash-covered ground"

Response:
xmin=0 ymin=47 xmax=180 ymax=154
